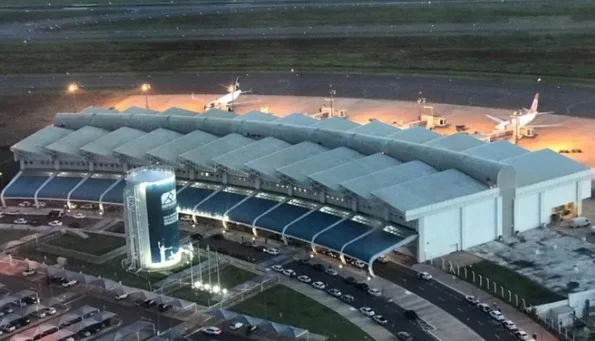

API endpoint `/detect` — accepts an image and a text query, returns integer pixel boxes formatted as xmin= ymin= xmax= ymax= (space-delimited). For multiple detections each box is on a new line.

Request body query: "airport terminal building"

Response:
xmin=2 ymin=106 xmax=592 ymax=269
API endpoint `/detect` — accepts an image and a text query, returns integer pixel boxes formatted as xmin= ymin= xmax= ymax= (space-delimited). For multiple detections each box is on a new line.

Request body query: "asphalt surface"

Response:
xmin=0 ymin=212 xmax=98 ymax=229
xmin=2 ymin=73 xmax=593 ymax=117
xmin=373 ymin=262 xmax=518 ymax=341
xmin=189 ymin=330 xmax=253 ymax=341
xmin=201 ymin=236 xmax=277 ymax=264
xmin=282 ymin=260 xmax=436 ymax=341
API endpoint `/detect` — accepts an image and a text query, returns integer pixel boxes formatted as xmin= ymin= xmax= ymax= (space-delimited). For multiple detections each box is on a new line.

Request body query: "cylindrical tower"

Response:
xmin=124 ymin=166 xmax=181 ymax=270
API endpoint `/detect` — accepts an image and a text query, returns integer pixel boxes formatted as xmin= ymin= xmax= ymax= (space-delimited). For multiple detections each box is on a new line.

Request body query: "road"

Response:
xmin=373 ymin=262 xmax=518 ymax=341
xmin=0 ymin=213 xmax=98 ymax=229
xmin=1 ymin=73 xmax=594 ymax=117
xmin=283 ymin=260 xmax=437 ymax=341
xmin=189 ymin=330 xmax=253 ymax=341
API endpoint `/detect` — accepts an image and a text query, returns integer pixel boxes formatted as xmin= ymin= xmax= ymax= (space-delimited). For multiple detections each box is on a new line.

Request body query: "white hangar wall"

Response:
xmin=514 ymin=177 xmax=591 ymax=233
xmin=417 ymin=196 xmax=501 ymax=262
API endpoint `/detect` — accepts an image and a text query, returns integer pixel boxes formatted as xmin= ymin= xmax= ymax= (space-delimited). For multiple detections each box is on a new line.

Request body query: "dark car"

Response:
xmin=158 ymin=304 xmax=173 ymax=313
xmin=143 ymin=299 xmax=157 ymax=308
xmin=190 ymin=233 xmax=203 ymax=241
xmin=22 ymin=296 xmax=38 ymax=305
xmin=246 ymin=325 xmax=259 ymax=335
xmin=30 ymin=220 xmax=41 ymax=227
xmin=312 ymin=264 xmax=326 ymax=272
xmin=397 ymin=331 xmax=413 ymax=341
xmin=241 ymin=241 xmax=252 ymax=248
xmin=355 ymin=282 xmax=370 ymax=292
xmin=344 ymin=277 xmax=357 ymax=285
xmin=134 ymin=299 xmax=144 ymax=307
xmin=340 ymin=295 xmax=355 ymax=304
xmin=404 ymin=310 xmax=418 ymax=320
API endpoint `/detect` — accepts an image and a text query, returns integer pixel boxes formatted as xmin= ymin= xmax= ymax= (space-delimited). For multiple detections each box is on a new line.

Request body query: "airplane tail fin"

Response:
xmin=235 ymin=77 xmax=240 ymax=90
xmin=485 ymin=114 xmax=505 ymax=124
xmin=528 ymin=93 xmax=539 ymax=114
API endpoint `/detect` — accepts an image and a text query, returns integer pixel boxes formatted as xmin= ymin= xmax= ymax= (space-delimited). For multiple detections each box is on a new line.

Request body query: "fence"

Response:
xmin=431 ymin=257 xmax=582 ymax=341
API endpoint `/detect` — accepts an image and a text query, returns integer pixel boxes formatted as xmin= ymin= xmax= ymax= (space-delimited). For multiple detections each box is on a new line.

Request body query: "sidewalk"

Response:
xmin=282 ymin=279 xmax=392 ymax=341
xmin=414 ymin=263 xmax=558 ymax=341
xmin=315 ymin=256 xmax=482 ymax=341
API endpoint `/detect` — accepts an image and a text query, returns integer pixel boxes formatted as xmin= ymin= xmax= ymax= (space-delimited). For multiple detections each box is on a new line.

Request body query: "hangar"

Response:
xmin=2 ymin=107 xmax=592 ymax=271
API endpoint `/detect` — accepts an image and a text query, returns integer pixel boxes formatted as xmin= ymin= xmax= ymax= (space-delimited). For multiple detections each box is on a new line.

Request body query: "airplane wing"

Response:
xmin=536 ymin=111 xmax=555 ymax=115
xmin=485 ymin=114 xmax=505 ymax=124
xmin=232 ymin=99 xmax=261 ymax=107
xmin=525 ymin=124 xmax=561 ymax=128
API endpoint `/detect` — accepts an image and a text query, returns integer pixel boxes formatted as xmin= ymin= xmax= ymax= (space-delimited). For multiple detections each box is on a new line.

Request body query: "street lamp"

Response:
xmin=67 ymin=83 xmax=79 ymax=112
xmin=329 ymin=84 xmax=336 ymax=117
xmin=141 ymin=83 xmax=151 ymax=110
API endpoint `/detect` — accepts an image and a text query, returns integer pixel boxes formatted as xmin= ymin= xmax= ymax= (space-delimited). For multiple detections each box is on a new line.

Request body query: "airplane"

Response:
xmin=203 ymin=77 xmax=244 ymax=112
xmin=485 ymin=93 xmax=558 ymax=131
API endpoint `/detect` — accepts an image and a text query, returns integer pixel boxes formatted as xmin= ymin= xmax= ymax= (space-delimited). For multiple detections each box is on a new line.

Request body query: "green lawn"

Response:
xmin=16 ymin=247 xmax=166 ymax=290
xmin=233 ymin=285 xmax=373 ymax=341
xmin=170 ymin=265 xmax=256 ymax=306
xmin=0 ymin=9 xmax=119 ymax=24
xmin=47 ymin=232 xmax=126 ymax=255
xmin=3 ymin=34 xmax=595 ymax=83
xmin=464 ymin=260 xmax=564 ymax=305
xmin=83 ymin=2 xmax=595 ymax=31
xmin=0 ymin=229 xmax=34 ymax=246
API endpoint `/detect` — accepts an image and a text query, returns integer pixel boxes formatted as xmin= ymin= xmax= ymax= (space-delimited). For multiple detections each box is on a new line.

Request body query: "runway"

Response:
xmin=3 ymin=73 xmax=595 ymax=117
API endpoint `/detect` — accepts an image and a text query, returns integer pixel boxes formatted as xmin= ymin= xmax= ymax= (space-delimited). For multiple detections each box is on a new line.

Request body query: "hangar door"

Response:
xmin=514 ymin=194 xmax=539 ymax=232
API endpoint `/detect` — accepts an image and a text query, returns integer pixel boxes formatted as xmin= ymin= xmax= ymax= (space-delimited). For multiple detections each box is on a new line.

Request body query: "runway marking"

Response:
xmin=494 ymin=334 xmax=500 ymax=339
xmin=477 ymin=321 xmax=483 ymax=326
xmin=438 ymin=297 xmax=445 ymax=301
xmin=418 ymin=287 xmax=424 ymax=291
xmin=457 ymin=308 xmax=464 ymax=312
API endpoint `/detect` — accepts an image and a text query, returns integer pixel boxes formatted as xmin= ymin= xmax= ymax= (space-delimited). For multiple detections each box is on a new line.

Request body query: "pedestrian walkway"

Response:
xmin=414 ymin=263 xmax=558 ymax=341
xmin=282 ymin=279 xmax=393 ymax=341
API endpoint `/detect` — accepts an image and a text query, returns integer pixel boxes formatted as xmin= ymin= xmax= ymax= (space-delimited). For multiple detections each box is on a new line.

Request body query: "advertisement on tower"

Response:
xmin=144 ymin=179 xmax=180 ymax=265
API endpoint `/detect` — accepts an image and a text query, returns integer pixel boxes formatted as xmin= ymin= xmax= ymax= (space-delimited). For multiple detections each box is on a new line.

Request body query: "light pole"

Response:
xmin=141 ymin=83 xmax=151 ymax=110
xmin=329 ymin=85 xmax=336 ymax=117
xmin=67 ymin=83 xmax=79 ymax=112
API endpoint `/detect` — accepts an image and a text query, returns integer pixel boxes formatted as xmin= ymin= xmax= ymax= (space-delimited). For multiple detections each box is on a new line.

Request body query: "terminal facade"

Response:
xmin=2 ymin=107 xmax=592 ymax=270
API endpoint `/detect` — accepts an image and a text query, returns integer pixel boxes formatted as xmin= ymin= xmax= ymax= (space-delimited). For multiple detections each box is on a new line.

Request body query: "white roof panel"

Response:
xmin=464 ymin=140 xmax=529 ymax=161
xmin=372 ymin=169 xmax=488 ymax=212
xmin=179 ymin=133 xmax=254 ymax=171
xmin=314 ymin=117 xmax=359 ymax=131
xmin=245 ymin=141 xmax=328 ymax=180
xmin=45 ymin=126 xmax=109 ymax=158
xmin=212 ymin=137 xmax=291 ymax=174
xmin=11 ymin=126 xmax=72 ymax=157
xmin=309 ymin=153 xmax=401 ymax=191
xmin=425 ymin=133 xmax=486 ymax=151
xmin=341 ymin=161 xmax=437 ymax=199
xmin=159 ymin=107 xmax=198 ymax=116
xmin=272 ymin=113 xmax=318 ymax=126
xmin=347 ymin=120 xmax=401 ymax=137
xmin=147 ymin=130 xmax=218 ymax=165
xmin=277 ymin=147 xmax=363 ymax=185
xmin=390 ymin=127 xmax=441 ymax=144
xmin=80 ymin=127 xmax=147 ymax=159
xmin=503 ymin=149 xmax=590 ymax=187
xmin=114 ymin=128 xmax=182 ymax=162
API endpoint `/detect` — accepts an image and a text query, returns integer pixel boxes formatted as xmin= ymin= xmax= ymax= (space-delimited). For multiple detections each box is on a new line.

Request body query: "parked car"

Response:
xmin=190 ymin=233 xmax=203 ymax=240
xmin=142 ymin=299 xmax=157 ymax=308
xmin=477 ymin=303 xmax=491 ymax=313
xmin=367 ymin=288 xmax=382 ymax=297
xmin=271 ymin=265 xmax=284 ymax=272
xmin=514 ymin=330 xmax=531 ymax=341
xmin=114 ymin=293 xmax=128 ymax=301
xmin=376 ymin=256 xmax=389 ymax=263
xmin=13 ymin=218 xmax=27 ymax=224
xmin=22 ymin=269 xmax=36 ymax=277
xmin=73 ymin=213 xmax=85 ymax=219
xmin=297 ymin=275 xmax=311 ymax=283
xmin=325 ymin=268 xmax=338 ymax=276
xmin=246 ymin=325 xmax=259 ymax=335
xmin=327 ymin=288 xmax=342 ymax=297
xmin=229 ymin=322 xmax=243 ymax=330
xmin=80 ymin=204 xmax=94 ymax=210
xmin=355 ymin=282 xmax=369 ymax=292
xmin=42 ymin=308 xmax=56 ymax=316
xmin=489 ymin=310 xmax=505 ymax=321
xmin=340 ymin=295 xmax=354 ymax=304
xmin=397 ymin=331 xmax=414 ymax=341
xmin=48 ymin=220 xmax=63 ymax=227
xmin=359 ymin=307 xmax=375 ymax=317
xmin=354 ymin=261 xmax=366 ymax=269
xmin=36 ymin=202 xmax=46 ymax=208
xmin=282 ymin=269 xmax=296 ymax=277
xmin=61 ymin=279 xmax=78 ymax=288
xmin=344 ymin=277 xmax=357 ymax=285
xmin=30 ymin=220 xmax=41 ymax=227
xmin=372 ymin=315 xmax=388 ymax=325
xmin=158 ymin=304 xmax=173 ymax=313
xmin=404 ymin=310 xmax=418 ymax=320
xmin=263 ymin=248 xmax=279 ymax=255
xmin=18 ymin=201 xmax=31 ymax=207
xmin=465 ymin=295 xmax=479 ymax=304
xmin=312 ymin=281 xmax=326 ymax=290
xmin=502 ymin=320 xmax=517 ymax=331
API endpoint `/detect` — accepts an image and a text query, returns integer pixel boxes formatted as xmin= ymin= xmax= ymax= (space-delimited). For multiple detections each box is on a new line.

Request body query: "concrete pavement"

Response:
xmin=414 ymin=263 xmax=557 ymax=341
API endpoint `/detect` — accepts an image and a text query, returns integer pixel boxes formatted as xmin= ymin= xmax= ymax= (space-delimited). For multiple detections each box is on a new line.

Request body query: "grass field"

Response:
xmin=3 ymin=34 xmax=594 ymax=83
xmin=463 ymin=260 xmax=565 ymax=305
xmin=83 ymin=2 xmax=595 ymax=31
xmin=170 ymin=265 xmax=256 ymax=306
xmin=0 ymin=9 xmax=119 ymax=24
xmin=47 ymin=232 xmax=126 ymax=255
xmin=0 ymin=229 xmax=34 ymax=246
xmin=16 ymin=248 xmax=166 ymax=289
xmin=233 ymin=285 xmax=372 ymax=341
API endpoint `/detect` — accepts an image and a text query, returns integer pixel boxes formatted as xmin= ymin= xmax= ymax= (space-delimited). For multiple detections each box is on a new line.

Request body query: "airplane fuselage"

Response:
xmin=495 ymin=112 xmax=537 ymax=131
xmin=205 ymin=90 xmax=242 ymax=110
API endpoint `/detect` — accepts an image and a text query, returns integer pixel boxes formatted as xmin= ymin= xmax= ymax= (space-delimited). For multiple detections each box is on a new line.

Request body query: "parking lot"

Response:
xmin=0 ymin=213 xmax=98 ymax=230
xmin=277 ymin=260 xmax=434 ymax=341
xmin=200 ymin=236 xmax=278 ymax=264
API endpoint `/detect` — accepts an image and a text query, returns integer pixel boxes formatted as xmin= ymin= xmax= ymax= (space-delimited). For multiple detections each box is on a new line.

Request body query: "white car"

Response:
xmin=229 ymin=322 xmax=243 ymax=330
xmin=80 ymin=204 xmax=94 ymax=210
xmin=264 ymin=247 xmax=280 ymax=255
xmin=283 ymin=269 xmax=296 ymax=277
xmin=271 ymin=265 xmax=284 ymax=272
xmin=377 ymin=256 xmax=389 ymax=263
xmin=502 ymin=320 xmax=517 ymax=331
xmin=36 ymin=202 xmax=46 ymax=208
xmin=419 ymin=272 xmax=432 ymax=280
xmin=73 ymin=213 xmax=85 ymax=219
xmin=514 ymin=330 xmax=531 ymax=341
xmin=359 ymin=307 xmax=375 ymax=317
xmin=114 ymin=293 xmax=128 ymax=300
xmin=179 ymin=215 xmax=193 ymax=222
xmin=312 ymin=281 xmax=326 ymax=290
xmin=325 ymin=268 xmax=338 ymax=276
xmin=18 ymin=201 xmax=31 ymax=207
xmin=202 ymin=326 xmax=222 ymax=335
xmin=48 ymin=220 xmax=63 ymax=227
xmin=327 ymin=288 xmax=341 ymax=297
xmin=44 ymin=307 xmax=57 ymax=315
xmin=61 ymin=279 xmax=78 ymax=288
xmin=372 ymin=315 xmax=388 ymax=325
xmin=22 ymin=269 xmax=36 ymax=276
xmin=297 ymin=275 xmax=311 ymax=283
xmin=367 ymin=288 xmax=382 ymax=297
xmin=465 ymin=295 xmax=479 ymax=304
xmin=477 ymin=302 xmax=491 ymax=313
xmin=13 ymin=218 xmax=27 ymax=224
xmin=489 ymin=310 xmax=504 ymax=321
xmin=354 ymin=261 xmax=366 ymax=268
